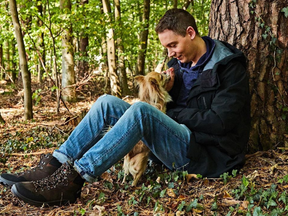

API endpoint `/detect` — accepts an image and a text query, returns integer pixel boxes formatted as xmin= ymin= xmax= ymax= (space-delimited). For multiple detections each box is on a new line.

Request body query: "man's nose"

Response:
xmin=167 ymin=49 xmax=175 ymax=57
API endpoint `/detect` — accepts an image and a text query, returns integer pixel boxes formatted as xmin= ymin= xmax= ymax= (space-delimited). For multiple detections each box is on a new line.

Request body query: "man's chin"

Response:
xmin=177 ymin=58 xmax=188 ymax=63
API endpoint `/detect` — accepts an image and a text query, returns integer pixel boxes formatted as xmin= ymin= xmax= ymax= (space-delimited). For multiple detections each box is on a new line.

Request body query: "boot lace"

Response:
xmin=32 ymin=163 xmax=72 ymax=192
xmin=17 ymin=153 xmax=51 ymax=176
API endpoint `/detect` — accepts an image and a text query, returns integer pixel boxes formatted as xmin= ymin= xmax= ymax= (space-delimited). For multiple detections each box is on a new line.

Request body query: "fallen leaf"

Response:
xmin=186 ymin=174 xmax=198 ymax=182
xmin=167 ymin=188 xmax=176 ymax=198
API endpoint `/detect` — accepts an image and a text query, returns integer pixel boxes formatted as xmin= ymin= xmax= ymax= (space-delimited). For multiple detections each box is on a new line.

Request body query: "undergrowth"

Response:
xmin=1 ymin=123 xmax=288 ymax=215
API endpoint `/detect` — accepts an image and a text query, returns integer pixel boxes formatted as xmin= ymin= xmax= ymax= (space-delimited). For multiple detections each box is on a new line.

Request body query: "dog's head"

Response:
xmin=134 ymin=72 xmax=172 ymax=112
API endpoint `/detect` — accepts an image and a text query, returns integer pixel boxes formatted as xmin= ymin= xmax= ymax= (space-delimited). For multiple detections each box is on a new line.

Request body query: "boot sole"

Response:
xmin=0 ymin=176 xmax=16 ymax=187
xmin=11 ymin=185 xmax=77 ymax=207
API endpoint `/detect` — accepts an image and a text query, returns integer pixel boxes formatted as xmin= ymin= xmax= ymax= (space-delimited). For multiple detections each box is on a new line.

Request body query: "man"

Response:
xmin=0 ymin=8 xmax=250 ymax=206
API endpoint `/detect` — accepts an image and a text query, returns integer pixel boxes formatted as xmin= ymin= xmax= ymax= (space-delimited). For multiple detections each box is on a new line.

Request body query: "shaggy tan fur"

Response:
xmin=122 ymin=72 xmax=172 ymax=186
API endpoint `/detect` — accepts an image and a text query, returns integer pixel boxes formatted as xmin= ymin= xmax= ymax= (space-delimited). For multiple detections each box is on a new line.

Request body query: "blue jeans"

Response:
xmin=53 ymin=94 xmax=191 ymax=182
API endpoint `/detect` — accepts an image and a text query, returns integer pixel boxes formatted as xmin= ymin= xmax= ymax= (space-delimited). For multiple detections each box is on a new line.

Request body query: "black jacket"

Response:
xmin=166 ymin=40 xmax=250 ymax=177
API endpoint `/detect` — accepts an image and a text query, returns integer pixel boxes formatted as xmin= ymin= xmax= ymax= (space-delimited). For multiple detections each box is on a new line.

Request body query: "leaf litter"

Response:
xmin=1 ymin=80 xmax=288 ymax=215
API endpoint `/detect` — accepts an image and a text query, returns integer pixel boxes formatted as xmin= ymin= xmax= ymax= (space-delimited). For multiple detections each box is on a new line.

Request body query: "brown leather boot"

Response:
xmin=11 ymin=163 xmax=85 ymax=206
xmin=0 ymin=153 xmax=61 ymax=186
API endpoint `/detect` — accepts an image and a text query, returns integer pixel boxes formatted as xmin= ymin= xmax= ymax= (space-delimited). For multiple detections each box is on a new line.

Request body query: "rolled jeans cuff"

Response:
xmin=53 ymin=150 xmax=73 ymax=164
xmin=53 ymin=150 xmax=96 ymax=183
xmin=74 ymin=160 xmax=96 ymax=183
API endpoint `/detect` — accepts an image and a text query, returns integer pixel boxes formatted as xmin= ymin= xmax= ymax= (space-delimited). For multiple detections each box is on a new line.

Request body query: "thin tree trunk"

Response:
xmin=182 ymin=0 xmax=193 ymax=10
xmin=9 ymin=0 xmax=33 ymax=120
xmin=114 ymin=0 xmax=129 ymax=95
xmin=173 ymin=0 xmax=177 ymax=8
xmin=4 ymin=39 xmax=10 ymax=80
xmin=102 ymin=0 xmax=121 ymax=97
xmin=99 ymin=1 xmax=109 ymax=92
xmin=11 ymin=39 xmax=17 ymax=83
xmin=0 ymin=113 xmax=5 ymax=124
xmin=78 ymin=0 xmax=89 ymax=78
xmin=0 ymin=44 xmax=3 ymax=80
xmin=136 ymin=0 xmax=150 ymax=76
xmin=209 ymin=0 xmax=288 ymax=152
xmin=60 ymin=0 xmax=76 ymax=102
xmin=37 ymin=0 xmax=45 ymax=83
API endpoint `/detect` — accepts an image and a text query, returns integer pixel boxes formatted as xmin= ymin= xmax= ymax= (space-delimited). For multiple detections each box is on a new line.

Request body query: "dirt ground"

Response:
xmin=0 ymin=80 xmax=288 ymax=215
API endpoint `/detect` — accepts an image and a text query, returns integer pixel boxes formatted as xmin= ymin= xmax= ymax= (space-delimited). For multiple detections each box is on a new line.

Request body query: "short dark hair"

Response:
xmin=155 ymin=9 xmax=199 ymax=36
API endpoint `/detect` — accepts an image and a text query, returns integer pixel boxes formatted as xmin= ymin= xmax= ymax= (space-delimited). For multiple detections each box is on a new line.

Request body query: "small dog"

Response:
xmin=122 ymin=71 xmax=172 ymax=186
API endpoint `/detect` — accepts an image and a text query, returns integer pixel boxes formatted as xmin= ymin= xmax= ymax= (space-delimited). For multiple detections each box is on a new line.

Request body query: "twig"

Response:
xmin=9 ymin=149 xmax=54 ymax=156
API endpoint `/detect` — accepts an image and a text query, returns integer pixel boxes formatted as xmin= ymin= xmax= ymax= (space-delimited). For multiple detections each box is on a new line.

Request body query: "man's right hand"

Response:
xmin=162 ymin=67 xmax=175 ymax=92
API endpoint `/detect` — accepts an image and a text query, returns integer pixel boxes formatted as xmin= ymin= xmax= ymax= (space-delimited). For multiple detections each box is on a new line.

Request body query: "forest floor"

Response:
xmin=0 ymin=78 xmax=288 ymax=216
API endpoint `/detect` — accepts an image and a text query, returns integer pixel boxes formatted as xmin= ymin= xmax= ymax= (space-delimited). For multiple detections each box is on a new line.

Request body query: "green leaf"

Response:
xmin=211 ymin=201 xmax=218 ymax=211
xmin=186 ymin=199 xmax=198 ymax=212
xmin=267 ymin=199 xmax=277 ymax=209
xmin=253 ymin=206 xmax=264 ymax=216
xmin=262 ymin=33 xmax=268 ymax=40
xmin=160 ymin=189 xmax=166 ymax=198
xmin=281 ymin=7 xmax=288 ymax=18
xmin=177 ymin=201 xmax=186 ymax=211
xmin=242 ymin=175 xmax=249 ymax=188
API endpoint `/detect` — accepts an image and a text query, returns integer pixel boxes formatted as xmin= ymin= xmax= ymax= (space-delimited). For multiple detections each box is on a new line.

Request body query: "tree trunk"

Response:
xmin=60 ymin=0 xmax=76 ymax=102
xmin=0 ymin=112 xmax=5 ymax=124
xmin=209 ymin=0 xmax=288 ymax=152
xmin=0 ymin=44 xmax=3 ymax=80
xmin=183 ymin=0 xmax=193 ymax=10
xmin=9 ymin=0 xmax=33 ymax=120
xmin=4 ymin=38 xmax=10 ymax=80
xmin=37 ymin=0 xmax=45 ymax=83
xmin=78 ymin=0 xmax=89 ymax=78
xmin=173 ymin=0 xmax=177 ymax=8
xmin=11 ymin=39 xmax=17 ymax=83
xmin=136 ymin=0 xmax=150 ymax=76
xmin=114 ymin=0 xmax=129 ymax=96
xmin=102 ymin=0 xmax=121 ymax=97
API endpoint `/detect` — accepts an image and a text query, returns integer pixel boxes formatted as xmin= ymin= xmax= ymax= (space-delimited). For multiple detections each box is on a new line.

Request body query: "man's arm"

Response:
xmin=174 ymin=60 xmax=249 ymax=136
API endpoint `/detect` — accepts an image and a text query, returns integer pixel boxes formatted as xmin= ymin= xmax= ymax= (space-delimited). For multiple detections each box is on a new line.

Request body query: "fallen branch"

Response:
xmin=9 ymin=149 xmax=54 ymax=157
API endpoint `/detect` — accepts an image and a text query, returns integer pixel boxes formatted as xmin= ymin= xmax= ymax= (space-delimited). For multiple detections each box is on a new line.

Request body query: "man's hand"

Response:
xmin=162 ymin=67 xmax=175 ymax=92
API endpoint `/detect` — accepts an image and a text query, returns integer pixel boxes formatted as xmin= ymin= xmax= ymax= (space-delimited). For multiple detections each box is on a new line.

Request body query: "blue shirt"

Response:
xmin=176 ymin=36 xmax=216 ymax=106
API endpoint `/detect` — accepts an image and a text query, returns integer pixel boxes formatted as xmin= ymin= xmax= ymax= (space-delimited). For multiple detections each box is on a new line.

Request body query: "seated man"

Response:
xmin=0 ymin=8 xmax=250 ymax=206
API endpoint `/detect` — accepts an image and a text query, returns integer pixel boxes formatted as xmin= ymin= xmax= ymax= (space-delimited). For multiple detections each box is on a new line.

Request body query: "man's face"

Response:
xmin=158 ymin=29 xmax=194 ymax=63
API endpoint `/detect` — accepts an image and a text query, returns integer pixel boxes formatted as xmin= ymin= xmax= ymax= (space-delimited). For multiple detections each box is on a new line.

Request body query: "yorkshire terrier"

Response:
xmin=122 ymin=71 xmax=172 ymax=186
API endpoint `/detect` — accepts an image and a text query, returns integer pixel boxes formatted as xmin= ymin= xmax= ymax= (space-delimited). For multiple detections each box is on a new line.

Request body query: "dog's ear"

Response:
xmin=148 ymin=77 xmax=159 ymax=86
xmin=134 ymin=75 xmax=144 ymax=85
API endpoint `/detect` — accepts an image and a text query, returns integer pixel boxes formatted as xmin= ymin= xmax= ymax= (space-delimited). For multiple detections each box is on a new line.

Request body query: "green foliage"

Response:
xmin=32 ymin=89 xmax=42 ymax=106
xmin=220 ymin=170 xmax=238 ymax=184
xmin=0 ymin=0 xmax=211 ymax=83
xmin=227 ymin=175 xmax=288 ymax=215
xmin=281 ymin=7 xmax=288 ymax=18
xmin=0 ymin=126 xmax=66 ymax=161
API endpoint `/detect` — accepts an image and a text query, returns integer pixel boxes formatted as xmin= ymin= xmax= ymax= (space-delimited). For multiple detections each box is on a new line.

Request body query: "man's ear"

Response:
xmin=186 ymin=26 xmax=196 ymax=39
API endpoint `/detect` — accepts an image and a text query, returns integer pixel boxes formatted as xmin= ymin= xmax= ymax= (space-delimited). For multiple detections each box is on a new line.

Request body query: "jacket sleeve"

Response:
xmin=173 ymin=60 xmax=249 ymax=136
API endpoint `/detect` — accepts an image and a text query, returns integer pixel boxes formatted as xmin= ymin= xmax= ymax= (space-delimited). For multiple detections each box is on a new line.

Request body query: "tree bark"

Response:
xmin=78 ymin=0 xmax=89 ymax=78
xmin=60 ymin=0 xmax=76 ymax=102
xmin=11 ymin=39 xmax=17 ymax=83
xmin=0 ymin=44 xmax=3 ymax=80
xmin=37 ymin=0 xmax=45 ymax=83
xmin=136 ymin=0 xmax=150 ymax=76
xmin=0 ymin=112 xmax=5 ymax=124
xmin=4 ymin=38 xmax=10 ymax=80
xmin=102 ymin=0 xmax=121 ymax=97
xmin=114 ymin=0 xmax=129 ymax=95
xmin=209 ymin=0 xmax=288 ymax=152
xmin=9 ymin=0 xmax=33 ymax=120
xmin=183 ymin=0 xmax=193 ymax=10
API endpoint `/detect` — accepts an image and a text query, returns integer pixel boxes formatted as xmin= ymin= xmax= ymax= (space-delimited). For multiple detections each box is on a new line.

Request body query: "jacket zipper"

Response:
xmin=203 ymin=97 xmax=207 ymax=109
